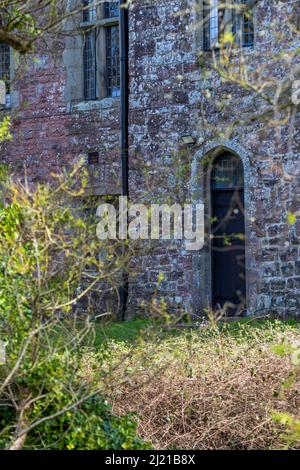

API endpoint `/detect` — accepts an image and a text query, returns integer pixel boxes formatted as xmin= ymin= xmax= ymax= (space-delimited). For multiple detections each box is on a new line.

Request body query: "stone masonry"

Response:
xmin=1 ymin=0 xmax=299 ymax=318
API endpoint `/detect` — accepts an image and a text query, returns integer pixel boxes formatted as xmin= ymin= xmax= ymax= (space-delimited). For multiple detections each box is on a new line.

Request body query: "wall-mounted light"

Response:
xmin=181 ymin=135 xmax=196 ymax=146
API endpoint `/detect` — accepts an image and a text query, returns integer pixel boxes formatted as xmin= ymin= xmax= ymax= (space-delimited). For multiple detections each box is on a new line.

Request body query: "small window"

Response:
xmin=88 ymin=151 xmax=99 ymax=164
xmin=83 ymin=29 xmax=97 ymax=100
xmin=82 ymin=1 xmax=120 ymax=100
xmin=203 ymin=0 xmax=254 ymax=50
xmin=0 ymin=42 xmax=11 ymax=107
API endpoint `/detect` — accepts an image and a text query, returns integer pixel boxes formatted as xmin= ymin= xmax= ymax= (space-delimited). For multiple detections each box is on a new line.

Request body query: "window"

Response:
xmin=232 ymin=0 xmax=254 ymax=47
xmin=82 ymin=1 xmax=120 ymax=100
xmin=203 ymin=0 xmax=254 ymax=50
xmin=0 ymin=42 xmax=10 ymax=107
xmin=211 ymin=153 xmax=244 ymax=189
xmin=88 ymin=151 xmax=99 ymax=164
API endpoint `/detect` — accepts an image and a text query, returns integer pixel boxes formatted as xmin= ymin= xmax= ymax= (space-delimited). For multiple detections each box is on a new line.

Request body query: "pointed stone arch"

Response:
xmin=189 ymin=139 xmax=254 ymax=317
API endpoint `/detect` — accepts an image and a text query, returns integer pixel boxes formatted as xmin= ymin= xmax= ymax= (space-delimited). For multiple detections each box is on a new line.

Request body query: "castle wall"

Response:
xmin=1 ymin=0 xmax=299 ymax=318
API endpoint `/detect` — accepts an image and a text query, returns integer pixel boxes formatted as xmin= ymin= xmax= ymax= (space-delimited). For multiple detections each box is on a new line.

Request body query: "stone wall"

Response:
xmin=1 ymin=0 xmax=299 ymax=318
xmin=127 ymin=0 xmax=300 ymax=318
xmin=2 ymin=36 xmax=121 ymax=194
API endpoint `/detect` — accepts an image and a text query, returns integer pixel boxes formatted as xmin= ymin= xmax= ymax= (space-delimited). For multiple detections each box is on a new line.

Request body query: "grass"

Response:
xmin=94 ymin=316 xmax=299 ymax=344
xmin=94 ymin=318 xmax=152 ymax=345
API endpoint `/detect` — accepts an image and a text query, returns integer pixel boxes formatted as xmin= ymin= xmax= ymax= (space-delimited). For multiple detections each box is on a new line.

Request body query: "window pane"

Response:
xmin=203 ymin=1 xmax=211 ymax=50
xmin=241 ymin=0 xmax=254 ymax=47
xmin=210 ymin=0 xmax=219 ymax=44
xmin=104 ymin=1 xmax=119 ymax=19
xmin=0 ymin=42 xmax=10 ymax=93
xmin=212 ymin=154 xmax=244 ymax=189
xmin=204 ymin=0 xmax=254 ymax=49
xmin=203 ymin=0 xmax=222 ymax=50
xmin=106 ymin=26 xmax=120 ymax=97
xmin=232 ymin=0 xmax=254 ymax=47
xmin=82 ymin=0 xmax=97 ymax=22
xmin=83 ymin=30 xmax=97 ymax=100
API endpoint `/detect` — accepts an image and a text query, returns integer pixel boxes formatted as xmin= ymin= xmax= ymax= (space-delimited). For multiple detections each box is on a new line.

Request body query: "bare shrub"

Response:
xmin=102 ymin=323 xmax=300 ymax=449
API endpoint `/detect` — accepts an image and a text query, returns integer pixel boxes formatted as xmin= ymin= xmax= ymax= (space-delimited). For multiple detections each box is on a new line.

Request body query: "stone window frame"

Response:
xmin=201 ymin=0 xmax=255 ymax=50
xmin=0 ymin=42 xmax=11 ymax=108
xmin=64 ymin=1 xmax=120 ymax=110
xmin=81 ymin=0 xmax=120 ymax=101
xmin=0 ymin=44 xmax=19 ymax=109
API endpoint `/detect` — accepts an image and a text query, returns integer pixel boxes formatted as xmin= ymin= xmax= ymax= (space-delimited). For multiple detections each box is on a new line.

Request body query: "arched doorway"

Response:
xmin=211 ymin=152 xmax=246 ymax=316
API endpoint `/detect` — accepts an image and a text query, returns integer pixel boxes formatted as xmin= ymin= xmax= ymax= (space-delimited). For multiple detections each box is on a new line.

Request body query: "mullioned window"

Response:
xmin=203 ymin=0 xmax=254 ymax=50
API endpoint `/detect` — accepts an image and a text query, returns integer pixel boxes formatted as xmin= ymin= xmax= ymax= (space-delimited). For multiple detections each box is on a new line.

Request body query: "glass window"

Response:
xmin=106 ymin=25 xmax=120 ymax=97
xmin=82 ymin=1 xmax=120 ymax=100
xmin=0 ymin=42 xmax=10 ymax=106
xmin=232 ymin=0 xmax=254 ymax=47
xmin=83 ymin=30 xmax=97 ymax=100
xmin=203 ymin=0 xmax=254 ymax=50
xmin=82 ymin=0 xmax=97 ymax=22
xmin=104 ymin=1 xmax=119 ymax=18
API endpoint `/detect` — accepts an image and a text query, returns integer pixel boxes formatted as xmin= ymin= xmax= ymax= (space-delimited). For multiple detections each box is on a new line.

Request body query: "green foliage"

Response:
xmin=96 ymin=317 xmax=300 ymax=344
xmin=0 ymin=116 xmax=12 ymax=141
xmin=272 ymin=339 xmax=300 ymax=448
xmin=287 ymin=211 xmax=297 ymax=225
xmin=94 ymin=318 xmax=152 ymax=345
xmin=0 ymin=350 xmax=148 ymax=450
xmin=272 ymin=412 xmax=300 ymax=449
xmin=0 ymin=1 xmax=61 ymax=53
xmin=0 ymin=166 xmax=144 ymax=449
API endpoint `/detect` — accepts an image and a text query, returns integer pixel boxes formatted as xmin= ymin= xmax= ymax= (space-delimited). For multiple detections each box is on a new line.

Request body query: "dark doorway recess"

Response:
xmin=211 ymin=152 xmax=246 ymax=316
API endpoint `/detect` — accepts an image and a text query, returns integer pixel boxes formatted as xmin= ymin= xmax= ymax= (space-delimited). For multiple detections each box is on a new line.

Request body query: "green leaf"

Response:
xmin=287 ymin=212 xmax=297 ymax=225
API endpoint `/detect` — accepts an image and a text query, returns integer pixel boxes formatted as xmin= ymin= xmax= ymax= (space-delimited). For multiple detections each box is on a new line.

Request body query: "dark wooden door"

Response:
xmin=212 ymin=189 xmax=246 ymax=316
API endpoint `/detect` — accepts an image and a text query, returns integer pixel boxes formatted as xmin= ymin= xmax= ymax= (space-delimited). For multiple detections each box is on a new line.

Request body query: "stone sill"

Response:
xmin=70 ymin=97 xmax=120 ymax=113
xmin=83 ymin=186 xmax=121 ymax=197
xmin=0 ymin=93 xmax=11 ymax=111
xmin=203 ymin=44 xmax=255 ymax=57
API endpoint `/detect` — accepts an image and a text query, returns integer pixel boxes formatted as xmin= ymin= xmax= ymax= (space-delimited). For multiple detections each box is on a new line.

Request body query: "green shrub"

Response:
xmin=25 ymin=397 xmax=147 ymax=450
xmin=0 ymin=167 xmax=144 ymax=450
xmin=0 ymin=349 xmax=148 ymax=450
